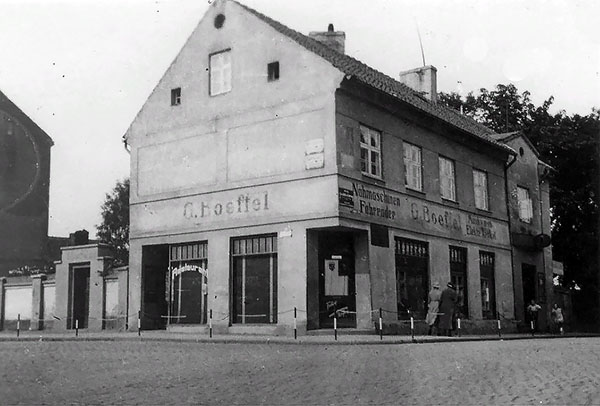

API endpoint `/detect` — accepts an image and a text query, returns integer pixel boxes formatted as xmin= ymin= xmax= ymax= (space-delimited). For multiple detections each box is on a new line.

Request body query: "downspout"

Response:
xmin=122 ymin=136 xmax=130 ymax=329
xmin=504 ymin=154 xmax=518 ymax=324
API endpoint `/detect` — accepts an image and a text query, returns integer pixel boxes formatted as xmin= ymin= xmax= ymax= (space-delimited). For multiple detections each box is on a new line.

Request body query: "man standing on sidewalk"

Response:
xmin=438 ymin=282 xmax=457 ymax=337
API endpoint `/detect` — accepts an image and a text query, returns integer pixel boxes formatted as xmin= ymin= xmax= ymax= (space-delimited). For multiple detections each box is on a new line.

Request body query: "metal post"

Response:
xmin=334 ymin=315 xmax=338 ymax=340
xmin=497 ymin=317 xmax=502 ymax=338
xmin=457 ymin=318 xmax=461 ymax=337
xmin=293 ymin=307 xmax=297 ymax=340
xmin=75 ymin=318 xmax=79 ymax=337
xmin=17 ymin=313 xmax=20 ymax=338
xmin=138 ymin=311 xmax=141 ymax=336
xmin=209 ymin=309 xmax=213 ymax=338
xmin=379 ymin=308 xmax=383 ymax=340
xmin=410 ymin=316 xmax=415 ymax=342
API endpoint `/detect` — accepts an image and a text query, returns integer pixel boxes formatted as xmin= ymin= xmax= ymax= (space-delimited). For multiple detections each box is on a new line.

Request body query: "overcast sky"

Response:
xmin=0 ymin=0 xmax=598 ymax=237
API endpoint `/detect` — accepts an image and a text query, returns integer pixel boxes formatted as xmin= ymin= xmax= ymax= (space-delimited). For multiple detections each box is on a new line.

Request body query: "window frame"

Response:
xmin=359 ymin=125 xmax=382 ymax=179
xmin=267 ymin=61 xmax=280 ymax=82
xmin=479 ymin=251 xmax=496 ymax=319
xmin=439 ymin=156 xmax=456 ymax=201
xmin=230 ymin=234 xmax=278 ymax=325
xmin=517 ymin=186 xmax=533 ymax=223
xmin=171 ymin=87 xmax=181 ymax=106
xmin=403 ymin=142 xmax=423 ymax=192
xmin=450 ymin=245 xmax=468 ymax=318
xmin=473 ymin=169 xmax=489 ymax=210
xmin=209 ymin=49 xmax=232 ymax=96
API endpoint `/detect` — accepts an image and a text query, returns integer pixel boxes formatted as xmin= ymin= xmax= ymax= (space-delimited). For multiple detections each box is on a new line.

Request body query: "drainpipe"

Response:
xmin=504 ymin=153 xmax=518 ymax=324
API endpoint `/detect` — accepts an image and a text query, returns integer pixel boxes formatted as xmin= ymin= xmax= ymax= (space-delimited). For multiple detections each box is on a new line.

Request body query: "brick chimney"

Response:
xmin=69 ymin=229 xmax=89 ymax=246
xmin=309 ymin=23 xmax=345 ymax=54
xmin=398 ymin=65 xmax=438 ymax=103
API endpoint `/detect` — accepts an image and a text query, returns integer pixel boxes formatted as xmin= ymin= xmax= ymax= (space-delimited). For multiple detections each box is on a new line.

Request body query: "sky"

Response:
xmin=0 ymin=0 xmax=598 ymax=237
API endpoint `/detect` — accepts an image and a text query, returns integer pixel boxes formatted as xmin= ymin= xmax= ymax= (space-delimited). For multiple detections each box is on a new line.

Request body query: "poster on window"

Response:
xmin=324 ymin=259 xmax=348 ymax=296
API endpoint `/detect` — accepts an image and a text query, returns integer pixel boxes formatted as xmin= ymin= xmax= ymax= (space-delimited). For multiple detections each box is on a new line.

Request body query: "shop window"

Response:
xmin=232 ymin=235 xmax=278 ymax=324
xmin=403 ymin=142 xmax=422 ymax=191
xmin=439 ymin=156 xmax=456 ymax=201
xmin=168 ymin=242 xmax=208 ymax=324
xmin=473 ymin=169 xmax=489 ymax=210
xmin=267 ymin=61 xmax=280 ymax=82
xmin=450 ymin=246 xmax=468 ymax=318
xmin=517 ymin=186 xmax=533 ymax=223
xmin=209 ymin=49 xmax=232 ymax=96
xmin=395 ymin=238 xmax=429 ymax=320
xmin=359 ymin=125 xmax=382 ymax=178
xmin=479 ymin=251 xmax=496 ymax=319
xmin=171 ymin=87 xmax=181 ymax=106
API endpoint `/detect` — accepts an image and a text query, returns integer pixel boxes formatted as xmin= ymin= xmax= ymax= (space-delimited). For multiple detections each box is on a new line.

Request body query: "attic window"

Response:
xmin=171 ymin=88 xmax=181 ymax=106
xmin=268 ymin=61 xmax=280 ymax=82
xmin=214 ymin=14 xmax=226 ymax=29
xmin=519 ymin=147 xmax=524 ymax=156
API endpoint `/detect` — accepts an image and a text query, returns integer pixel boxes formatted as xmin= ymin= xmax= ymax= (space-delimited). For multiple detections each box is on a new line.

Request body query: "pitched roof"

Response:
xmin=492 ymin=131 xmax=553 ymax=169
xmin=232 ymin=0 xmax=514 ymax=155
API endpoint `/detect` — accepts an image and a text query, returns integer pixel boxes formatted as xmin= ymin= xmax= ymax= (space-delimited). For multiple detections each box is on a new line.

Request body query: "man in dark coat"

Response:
xmin=438 ymin=282 xmax=458 ymax=336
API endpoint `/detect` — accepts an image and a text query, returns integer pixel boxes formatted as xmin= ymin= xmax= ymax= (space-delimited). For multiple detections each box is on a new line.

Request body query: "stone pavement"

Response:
xmin=0 ymin=332 xmax=599 ymax=405
xmin=0 ymin=328 xmax=595 ymax=345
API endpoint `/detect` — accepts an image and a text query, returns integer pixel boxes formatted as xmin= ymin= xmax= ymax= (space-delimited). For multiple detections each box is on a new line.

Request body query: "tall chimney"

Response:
xmin=309 ymin=23 xmax=345 ymax=54
xmin=398 ymin=65 xmax=438 ymax=103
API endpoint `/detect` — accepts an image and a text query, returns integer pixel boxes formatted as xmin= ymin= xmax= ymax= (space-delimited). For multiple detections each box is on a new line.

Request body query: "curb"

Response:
xmin=0 ymin=333 xmax=597 ymax=345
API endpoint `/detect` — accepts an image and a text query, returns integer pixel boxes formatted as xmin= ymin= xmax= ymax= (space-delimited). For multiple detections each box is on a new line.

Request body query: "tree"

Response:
xmin=97 ymin=178 xmax=130 ymax=265
xmin=440 ymin=85 xmax=600 ymax=328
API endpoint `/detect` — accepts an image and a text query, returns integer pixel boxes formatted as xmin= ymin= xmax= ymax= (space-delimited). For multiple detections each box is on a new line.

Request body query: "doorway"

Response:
xmin=395 ymin=238 xmax=429 ymax=320
xmin=141 ymin=245 xmax=169 ymax=329
xmin=522 ymin=263 xmax=537 ymax=306
xmin=68 ymin=264 xmax=90 ymax=329
xmin=318 ymin=231 xmax=356 ymax=328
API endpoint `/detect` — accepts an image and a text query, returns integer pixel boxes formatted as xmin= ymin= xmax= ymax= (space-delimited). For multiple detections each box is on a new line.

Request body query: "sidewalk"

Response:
xmin=0 ymin=329 xmax=597 ymax=345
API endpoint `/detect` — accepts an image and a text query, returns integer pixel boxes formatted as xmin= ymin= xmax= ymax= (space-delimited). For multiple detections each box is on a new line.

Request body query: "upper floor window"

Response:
xmin=439 ymin=156 xmax=456 ymax=201
xmin=403 ymin=142 xmax=422 ymax=191
xmin=517 ymin=186 xmax=533 ymax=223
xmin=171 ymin=88 xmax=181 ymax=106
xmin=359 ymin=125 xmax=382 ymax=178
xmin=473 ymin=169 xmax=488 ymax=210
xmin=209 ymin=50 xmax=232 ymax=96
xmin=267 ymin=61 xmax=280 ymax=82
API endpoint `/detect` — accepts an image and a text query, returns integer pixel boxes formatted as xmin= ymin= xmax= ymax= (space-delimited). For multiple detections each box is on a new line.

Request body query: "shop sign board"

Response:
xmin=338 ymin=179 xmax=510 ymax=247
xmin=131 ymin=176 xmax=338 ymax=236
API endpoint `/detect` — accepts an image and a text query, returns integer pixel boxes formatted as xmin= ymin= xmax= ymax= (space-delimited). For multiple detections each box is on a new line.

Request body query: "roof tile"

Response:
xmin=232 ymin=0 xmax=513 ymax=154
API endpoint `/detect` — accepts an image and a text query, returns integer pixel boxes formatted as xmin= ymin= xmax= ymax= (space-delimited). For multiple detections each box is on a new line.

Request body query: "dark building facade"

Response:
xmin=0 ymin=90 xmax=53 ymax=277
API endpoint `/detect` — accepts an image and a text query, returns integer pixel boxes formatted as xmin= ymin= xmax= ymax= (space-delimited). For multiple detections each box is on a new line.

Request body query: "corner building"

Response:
xmin=125 ymin=0 xmax=539 ymax=334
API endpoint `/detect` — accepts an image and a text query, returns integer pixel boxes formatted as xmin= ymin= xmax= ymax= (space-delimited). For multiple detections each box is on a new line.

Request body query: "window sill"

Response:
xmin=361 ymin=172 xmax=385 ymax=184
xmin=405 ymin=187 xmax=426 ymax=197
xmin=475 ymin=208 xmax=492 ymax=215
xmin=441 ymin=197 xmax=459 ymax=206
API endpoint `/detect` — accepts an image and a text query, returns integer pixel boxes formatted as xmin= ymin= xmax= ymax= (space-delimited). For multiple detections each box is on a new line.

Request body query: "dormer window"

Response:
xmin=171 ymin=88 xmax=181 ymax=106
xmin=209 ymin=50 xmax=232 ymax=96
xmin=268 ymin=61 xmax=280 ymax=82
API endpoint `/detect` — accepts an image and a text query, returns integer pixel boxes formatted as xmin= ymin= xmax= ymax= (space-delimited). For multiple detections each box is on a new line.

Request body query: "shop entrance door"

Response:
xmin=395 ymin=238 xmax=429 ymax=320
xmin=319 ymin=232 xmax=356 ymax=328
xmin=68 ymin=265 xmax=90 ymax=329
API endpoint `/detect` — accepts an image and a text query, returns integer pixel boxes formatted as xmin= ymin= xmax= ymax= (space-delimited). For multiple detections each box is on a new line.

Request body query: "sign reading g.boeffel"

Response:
xmin=131 ymin=177 xmax=338 ymax=236
xmin=339 ymin=179 xmax=510 ymax=246
xmin=183 ymin=192 xmax=269 ymax=219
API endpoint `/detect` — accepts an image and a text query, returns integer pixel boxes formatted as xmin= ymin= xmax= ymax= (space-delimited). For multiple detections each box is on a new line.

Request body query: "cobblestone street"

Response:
xmin=1 ymin=337 xmax=598 ymax=405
